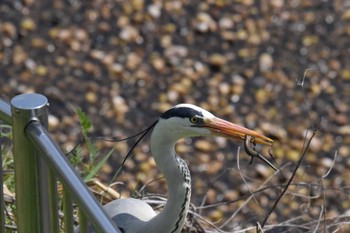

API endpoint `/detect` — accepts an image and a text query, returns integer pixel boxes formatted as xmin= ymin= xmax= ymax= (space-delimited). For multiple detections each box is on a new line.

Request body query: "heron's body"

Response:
xmin=105 ymin=154 xmax=191 ymax=233
xmin=80 ymin=104 xmax=274 ymax=233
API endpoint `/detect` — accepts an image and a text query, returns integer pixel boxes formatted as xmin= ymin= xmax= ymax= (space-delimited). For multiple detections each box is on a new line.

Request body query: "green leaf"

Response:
xmin=76 ymin=108 xmax=91 ymax=136
xmin=84 ymin=148 xmax=115 ymax=181
xmin=67 ymin=145 xmax=83 ymax=166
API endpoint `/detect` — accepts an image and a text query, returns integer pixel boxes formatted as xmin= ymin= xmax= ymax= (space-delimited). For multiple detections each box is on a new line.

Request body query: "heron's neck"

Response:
xmin=146 ymin=126 xmax=191 ymax=233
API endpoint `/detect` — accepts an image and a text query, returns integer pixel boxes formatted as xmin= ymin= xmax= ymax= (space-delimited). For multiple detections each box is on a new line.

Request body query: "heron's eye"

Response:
xmin=190 ymin=116 xmax=198 ymax=123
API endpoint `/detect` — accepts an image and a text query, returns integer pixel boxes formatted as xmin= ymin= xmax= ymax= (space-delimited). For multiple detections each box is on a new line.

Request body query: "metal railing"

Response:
xmin=0 ymin=93 xmax=120 ymax=233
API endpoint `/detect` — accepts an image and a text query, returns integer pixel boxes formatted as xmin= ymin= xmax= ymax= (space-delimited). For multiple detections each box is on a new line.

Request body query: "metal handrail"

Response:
xmin=0 ymin=99 xmax=11 ymax=125
xmin=0 ymin=94 xmax=120 ymax=233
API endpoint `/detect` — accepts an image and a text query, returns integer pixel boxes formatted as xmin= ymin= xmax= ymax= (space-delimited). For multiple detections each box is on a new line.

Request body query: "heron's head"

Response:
xmin=155 ymin=103 xmax=272 ymax=146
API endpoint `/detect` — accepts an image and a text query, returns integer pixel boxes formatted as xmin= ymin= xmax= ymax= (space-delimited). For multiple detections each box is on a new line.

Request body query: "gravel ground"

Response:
xmin=1 ymin=0 xmax=350 ymax=231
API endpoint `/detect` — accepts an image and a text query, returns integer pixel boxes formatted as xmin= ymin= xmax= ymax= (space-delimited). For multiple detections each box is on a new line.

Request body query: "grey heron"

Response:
xmin=82 ymin=103 xmax=275 ymax=233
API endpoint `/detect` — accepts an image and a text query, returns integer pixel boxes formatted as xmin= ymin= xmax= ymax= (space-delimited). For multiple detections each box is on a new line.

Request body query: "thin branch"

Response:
xmin=313 ymin=205 xmax=324 ymax=233
xmin=320 ymin=150 xmax=338 ymax=233
xmin=220 ymin=156 xmax=280 ymax=229
xmin=236 ymin=146 xmax=259 ymax=206
xmin=322 ymin=150 xmax=337 ymax=179
xmin=259 ymin=124 xmax=318 ymax=230
xmin=296 ymin=69 xmax=320 ymax=131
xmin=260 ymin=70 xmax=323 ymax=230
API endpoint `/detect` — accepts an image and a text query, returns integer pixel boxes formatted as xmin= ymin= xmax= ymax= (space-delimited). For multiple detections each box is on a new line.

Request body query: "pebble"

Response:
xmin=302 ymin=35 xmax=319 ymax=46
xmin=31 ymin=37 xmax=47 ymax=48
xmin=35 ymin=65 xmax=47 ymax=76
xmin=151 ymin=56 xmax=165 ymax=71
xmin=219 ymin=82 xmax=230 ymax=95
xmin=119 ymin=25 xmax=140 ymax=42
xmin=286 ymin=149 xmax=300 ymax=161
xmin=341 ymin=69 xmax=350 ymax=80
xmin=208 ymin=54 xmax=227 ymax=68
xmin=112 ymin=96 xmax=129 ymax=124
xmin=208 ymin=209 xmax=223 ymax=222
xmin=85 ymin=91 xmax=97 ymax=104
xmin=48 ymin=114 xmax=60 ymax=129
xmin=259 ymin=53 xmax=273 ymax=72
xmin=270 ymin=0 xmax=284 ymax=8
xmin=109 ymin=63 xmax=124 ymax=76
xmin=218 ymin=17 xmax=234 ymax=30
xmin=337 ymin=125 xmax=350 ymax=135
xmin=126 ymin=52 xmax=142 ymax=70
xmin=20 ymin=18 xmax=36 ymax=31
xmin=223 ymin=190 xmax=238 ymax=202
xmin=338 ymin=145 xmax=349 ymax=156
xmin=341 ymin=8 xmax=350 ymax=20
xmin=194 ymin=12 xmax=217 ymax=33
xmin=205 ymin=160 xmax=223 ymax=175
xmin=255 ymin=88 xmax=269 ymax=104
xmin=260 ymin=122 xmax=287 ymax=139
xmin=148 ymin=3 xmax=161 ymax=18
xmin=12 ymin=46 xmax=27 ymax=65
xmin=2 ymin=22 xmax=17 ymax=38
xmin=164 ymin=45 xmax=188 ymax=58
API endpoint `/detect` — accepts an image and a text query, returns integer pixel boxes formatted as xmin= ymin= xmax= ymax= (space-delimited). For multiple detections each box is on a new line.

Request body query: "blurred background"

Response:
xmin=1 ymin=0 xmax=350 ymax=231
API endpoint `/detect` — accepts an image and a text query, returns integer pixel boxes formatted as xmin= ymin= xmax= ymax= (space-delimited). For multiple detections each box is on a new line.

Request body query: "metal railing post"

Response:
xmin=63 ymin=188 xmax=74 ymax=233
xmin=11 ymin=93 xmax=58 ymax=233
xmin=26 ymin=121 xmax=120 ymax=233
xmin=5 ymin=93 xmax=119 ymax=233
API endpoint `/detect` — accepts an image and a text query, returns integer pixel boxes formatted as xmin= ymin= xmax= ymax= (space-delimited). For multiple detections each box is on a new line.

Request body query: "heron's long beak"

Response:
xmin=203 ymin=117 xmax=273 ymax=145
xmin=199 ymin=117 xmax=277 ymax=170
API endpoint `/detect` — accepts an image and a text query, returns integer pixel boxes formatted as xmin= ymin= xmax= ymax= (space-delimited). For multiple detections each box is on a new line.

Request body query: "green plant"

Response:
xmin=75 ymin=108 xmax=115 ymax=181
xmin=1 ymin=124 xmax=17 ymax=232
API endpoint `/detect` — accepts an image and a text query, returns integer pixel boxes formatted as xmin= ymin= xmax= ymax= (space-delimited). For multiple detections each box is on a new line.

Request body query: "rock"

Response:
xmin=48 ymin=114 xmax=60 ymax=129
xmin=340 ymin=69 xmax=350 ymax=80
xmin=286 ymin=149 xmax=300 ymax=162
xmin=259 ymin=53 xmax=274 ymax=72
xmin=255 ymin=88 xmax=269 ymax=104
xmin=337 ymin=125 xmax=350 ymax=135
xmin=219 ymin=17 xmax=234 ymax=30
xmin=119 ymin=25 xmax=140 ymax=42
xmin=194 ymin=12 xmax=217 ymax=33
xmin=35 ymin=65 xmax=48 ymax=76
xmin=208 ymin=54 xmax=227 ymax=68
xmin=2 ymin=22 xmax=17 ymax=38
xmin=112 ymin=96 xmax=129 ymax=124
xmin=20 ymin=18 xmax=36 ymax=31
xmin=85 ymin=91 xmax=97 ymax=104
xmin=148 ymin=3 xmax=161 ymax=18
